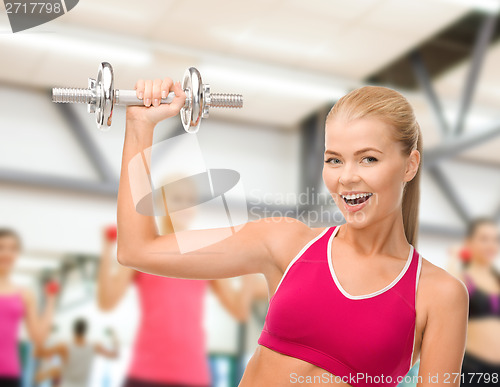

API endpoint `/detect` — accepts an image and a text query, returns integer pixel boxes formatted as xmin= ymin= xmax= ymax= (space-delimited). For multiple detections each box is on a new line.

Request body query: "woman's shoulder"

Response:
xmin=418 ymin=256 xmax=469 ymax=312
xmin=13 ymin=285 xmax=37 ymax=303
xmin=252 ymin=217 xmax=326 ymax=270
xmin=0 ymin=285 xmax=26 ymax=305
xmin=0 ymin=283 xmax=28 ymax=295
xmin=251 ymin=216 xmax=322 ymax=243
xmin=0 ymin=286 xmax=34 ymax=308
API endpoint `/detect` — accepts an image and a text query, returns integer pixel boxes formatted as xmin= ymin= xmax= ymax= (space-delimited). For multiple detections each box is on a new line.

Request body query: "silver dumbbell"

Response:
xmin=52 ymin=62 xmax=243 ymax=134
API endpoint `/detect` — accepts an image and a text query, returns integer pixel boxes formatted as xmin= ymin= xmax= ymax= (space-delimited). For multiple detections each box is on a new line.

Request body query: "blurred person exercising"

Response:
xmin=113 ymin=78 xmax=468 ymax=386
xmin=0 ymin=228 xmax=56 ymax=387
xmin=98 ymin=176 xmax=267 ymax=387
xmin=34 ymin=325 xmax=62 ymax=387
xmin=448 ymin=218 xmax=500 ymax=386
xmin=35 ymin=318 xmax=119 ymax=387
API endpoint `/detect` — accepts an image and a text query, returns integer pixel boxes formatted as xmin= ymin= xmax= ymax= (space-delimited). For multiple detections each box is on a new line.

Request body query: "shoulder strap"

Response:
xmin=414 ymin=251 xmax=422 ymax=295
xmin=463 ymin=272 xmax=476 ymax=295
xmin=393 ymin=246 xmax=421 ymax=307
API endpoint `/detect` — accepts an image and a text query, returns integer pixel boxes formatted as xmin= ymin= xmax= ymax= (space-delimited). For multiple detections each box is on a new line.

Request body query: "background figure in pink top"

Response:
xmin=97 ymin=176 xmax=267 ymax=387
xmin=0 ymin=228 xmax=57 ymax=387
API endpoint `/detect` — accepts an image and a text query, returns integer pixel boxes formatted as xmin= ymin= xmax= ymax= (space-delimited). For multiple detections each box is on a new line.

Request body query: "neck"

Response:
xmin=0 ymin=272 xmax=11 ymax=287
xmin=468 ymin=259 xmax=490 ymax=271
xmin=74 ymin=336 xmax=85 ymax=344
xmin=339 ymin=209 xmax=409 ymax=257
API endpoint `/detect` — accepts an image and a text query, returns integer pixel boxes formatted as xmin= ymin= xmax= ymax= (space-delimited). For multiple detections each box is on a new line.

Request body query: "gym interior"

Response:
xmin=1 ymin=1 xmax=500 ymax=387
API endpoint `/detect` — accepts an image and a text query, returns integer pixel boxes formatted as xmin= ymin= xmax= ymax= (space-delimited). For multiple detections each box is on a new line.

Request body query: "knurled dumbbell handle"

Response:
xmin=51 ymin=62 xmax=243 ymax=133
xmin=115 ymin=89 xmax=176 ymax=105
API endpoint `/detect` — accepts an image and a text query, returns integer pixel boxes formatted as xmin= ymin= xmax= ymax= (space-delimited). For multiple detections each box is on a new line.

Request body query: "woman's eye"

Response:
xmin=362 ymin=156 xmax=378 ymax=163
xmin=325 ymin=158 xmax=341 ymax=165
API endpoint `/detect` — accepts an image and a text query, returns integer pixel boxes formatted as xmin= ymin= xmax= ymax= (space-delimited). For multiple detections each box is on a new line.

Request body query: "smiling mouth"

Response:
xmin=341 ymin=193 xmax=373 ymax=206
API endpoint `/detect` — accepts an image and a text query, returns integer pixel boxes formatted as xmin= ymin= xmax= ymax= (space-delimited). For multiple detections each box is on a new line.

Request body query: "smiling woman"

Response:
xmin=117 ymin=79 xmax=469 ymax=387
xmin=323 ymin=86 xmax=423 ymax=247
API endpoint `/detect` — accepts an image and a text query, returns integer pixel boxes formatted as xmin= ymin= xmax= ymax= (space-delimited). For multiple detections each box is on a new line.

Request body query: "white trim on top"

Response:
xmin=409 ymin=254 xmax=423 ymax=370
xmin=327 ymin=225 xmax=415 ymax=300
xmin=415 ymin=254 xmax=423 ymax=294
xmin=271 ymin=226 xmax=331 ymax=297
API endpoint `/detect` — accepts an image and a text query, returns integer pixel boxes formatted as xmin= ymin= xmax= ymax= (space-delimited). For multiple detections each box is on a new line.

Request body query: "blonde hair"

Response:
xmin=326 ymin=85 xmax=423 ymax=247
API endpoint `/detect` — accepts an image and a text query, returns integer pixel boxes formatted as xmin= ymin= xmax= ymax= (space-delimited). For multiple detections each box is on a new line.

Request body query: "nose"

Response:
xmin=339 ymin=163 xmax=361 ymax=186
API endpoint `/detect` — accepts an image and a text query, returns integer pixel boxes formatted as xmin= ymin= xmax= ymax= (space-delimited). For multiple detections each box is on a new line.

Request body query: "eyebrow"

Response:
xmin=325 ymin=147 xmax=383 ymax=156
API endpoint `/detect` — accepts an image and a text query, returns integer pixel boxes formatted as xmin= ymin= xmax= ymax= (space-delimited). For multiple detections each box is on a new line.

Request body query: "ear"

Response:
xmin=404 ymin=149 xmax=420 ymax=183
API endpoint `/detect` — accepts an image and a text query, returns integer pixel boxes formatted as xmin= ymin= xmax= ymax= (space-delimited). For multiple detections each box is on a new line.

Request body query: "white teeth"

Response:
xmin=341 ymin=193 xmax=372 ymax=200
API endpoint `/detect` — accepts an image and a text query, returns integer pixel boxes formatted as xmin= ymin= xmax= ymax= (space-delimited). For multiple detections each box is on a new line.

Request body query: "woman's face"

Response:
xmin=467 ymin=223 xmax=499 ymax=265
xmin=0 ymin=236 xmax=20 ymax=275
xmin=322 ymin=117 xmax=419 ymax=228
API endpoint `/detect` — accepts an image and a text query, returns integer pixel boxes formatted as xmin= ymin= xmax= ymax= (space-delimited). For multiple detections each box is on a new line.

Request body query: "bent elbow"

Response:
xmin=234 ymin=307 xmax=250 ymax=323
xmin=116 ymin=251 xmax=130 ymax=267
xmin=97 ymin=298 xmax=115 ymax=312
xmin=117 ymin=242 xmax=145 ymax=268
xmin=116 ymin=246 xmax=138 ymax=268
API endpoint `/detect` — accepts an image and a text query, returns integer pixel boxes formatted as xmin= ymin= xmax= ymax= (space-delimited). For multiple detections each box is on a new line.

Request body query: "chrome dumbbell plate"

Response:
xmin=95 ymin=62 xmax=114 ymax=130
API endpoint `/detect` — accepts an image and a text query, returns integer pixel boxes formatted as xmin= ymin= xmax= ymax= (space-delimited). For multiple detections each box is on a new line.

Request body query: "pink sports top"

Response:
xmin=258 ymin=225 xmax=422 ymax=387
xmin=128 ymin=272 xmax=211 ymax=386
xmin=0 ymin=293 xmax=24 ymax=377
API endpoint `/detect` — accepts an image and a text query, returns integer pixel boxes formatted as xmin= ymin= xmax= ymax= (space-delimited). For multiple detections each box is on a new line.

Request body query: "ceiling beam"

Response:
xmin=0 ymin=168 xmax=118 ymax=197
xmin=409 ymin=50 xmax=450 ymax=138
xmin=455 ymin=13 xmax=498 ymax=136
xmin=298 ymin=106 xmax=330 ymax=211
xmin=426 ymin=165 xmax=470 ymax=223
xmin=54 ymin=99 xmax=117 ymax=183
xmin=452 ymin=155 xmax=500 ymax=169
xmin=422 ymin=122 xmax=500 ymax=168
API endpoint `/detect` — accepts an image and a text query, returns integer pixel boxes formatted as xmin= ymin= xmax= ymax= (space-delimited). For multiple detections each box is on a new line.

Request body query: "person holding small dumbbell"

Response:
xmin=0 ymin=228 xmax=58 ymax=387
xmin=447 ymin=217 xmax=500 ymax=386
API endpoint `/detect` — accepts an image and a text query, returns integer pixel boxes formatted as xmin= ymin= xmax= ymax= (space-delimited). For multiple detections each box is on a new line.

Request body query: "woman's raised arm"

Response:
xmin=117 ymin=77 xmax=296 ymax=280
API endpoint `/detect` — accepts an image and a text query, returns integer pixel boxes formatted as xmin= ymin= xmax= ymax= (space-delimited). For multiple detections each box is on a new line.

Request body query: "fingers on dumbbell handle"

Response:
xmin=115 ymin=89 xmax=175 ymax=106
xmin=115 ymin=90 xmax=243 ymax=108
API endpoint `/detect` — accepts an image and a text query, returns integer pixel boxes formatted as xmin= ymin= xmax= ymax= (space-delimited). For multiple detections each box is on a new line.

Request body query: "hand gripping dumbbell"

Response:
xmin=51 ymin=62 xmax=243 ymax=134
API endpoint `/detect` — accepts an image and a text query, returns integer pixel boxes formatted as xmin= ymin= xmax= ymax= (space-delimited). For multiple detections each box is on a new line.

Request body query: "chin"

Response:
xmin=342 ymin=213 xmax=371 ymax=228
xmin=346 ymin=208 xmax=389 ymax=230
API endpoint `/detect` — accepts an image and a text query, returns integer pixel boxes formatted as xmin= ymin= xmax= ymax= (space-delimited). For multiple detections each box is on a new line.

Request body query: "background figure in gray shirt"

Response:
xmin=35 ymin=318 xmax=119 ymax=387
